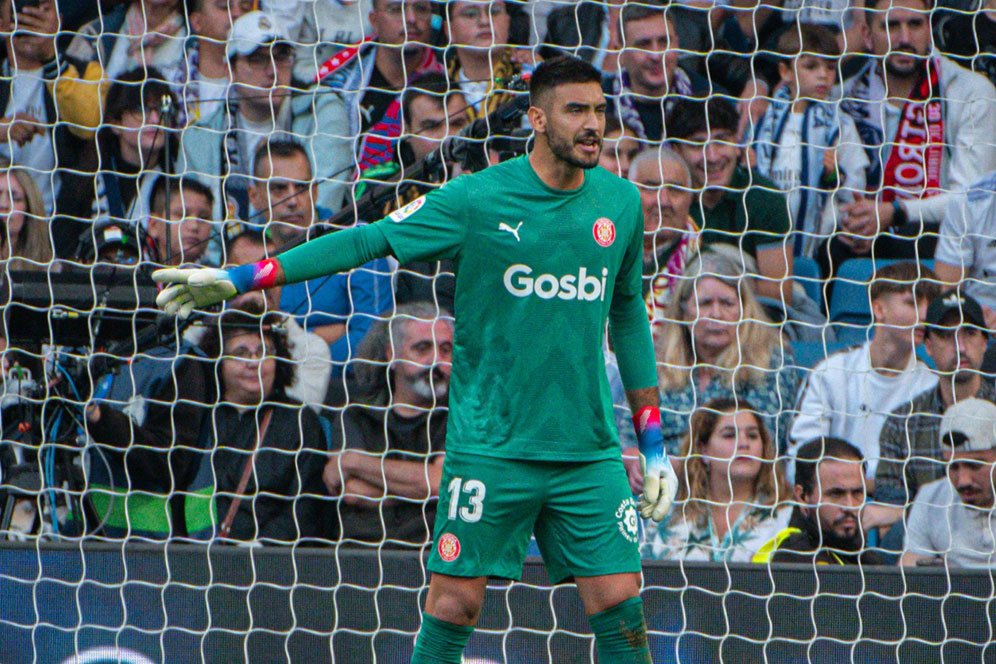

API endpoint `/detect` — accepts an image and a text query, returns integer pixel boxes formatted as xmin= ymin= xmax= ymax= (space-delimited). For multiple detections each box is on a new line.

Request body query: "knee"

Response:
xmin=425 ymin=576 xmax=486 ymax=626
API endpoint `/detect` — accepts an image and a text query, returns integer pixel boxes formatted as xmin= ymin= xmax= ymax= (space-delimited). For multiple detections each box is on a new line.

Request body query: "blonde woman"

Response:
xmin=642 ymin=397 xmax=791 ymax=562
xmin=655 ymin=251 xmax=799 ymax=454
xmin=0 ymin=162 xmax=53 ymax=270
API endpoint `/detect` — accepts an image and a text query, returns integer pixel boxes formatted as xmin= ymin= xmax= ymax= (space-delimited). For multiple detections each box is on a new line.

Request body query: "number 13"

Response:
xmin=447 ymin=477 xmax=486 ymax=523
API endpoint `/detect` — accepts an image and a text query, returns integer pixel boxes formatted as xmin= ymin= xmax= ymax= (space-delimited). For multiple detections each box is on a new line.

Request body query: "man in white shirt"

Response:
xmin=902 ymin=398 xmax=996 ymax=568
xmin=790 ymin=261 xmax=940 ymax=479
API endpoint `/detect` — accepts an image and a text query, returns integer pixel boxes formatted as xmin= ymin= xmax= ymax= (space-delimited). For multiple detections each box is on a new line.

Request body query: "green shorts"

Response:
xmin=427 ymin=451 xmax=642 ymax=584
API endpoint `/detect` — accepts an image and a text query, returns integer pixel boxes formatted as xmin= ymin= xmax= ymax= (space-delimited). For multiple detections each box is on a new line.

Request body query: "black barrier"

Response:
xmin=1 ymin=542 xmax=995 ymax=663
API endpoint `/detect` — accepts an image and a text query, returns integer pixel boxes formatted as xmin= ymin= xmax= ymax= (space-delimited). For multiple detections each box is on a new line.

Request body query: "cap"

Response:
xmin=227 ymin=11 xmax=290 ymax=60
xmin=926 ymin=291 xmax=987 ymax=331
xmin=940 ymin=398 xmax=996 ymax=452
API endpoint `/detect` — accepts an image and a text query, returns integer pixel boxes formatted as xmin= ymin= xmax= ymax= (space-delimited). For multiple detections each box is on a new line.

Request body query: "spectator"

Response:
xmin=179 ymin=10 xmax=351 ymax=227
xmin=223 ymin=229 xmax=332 ymax=410
xmin=655 ymin=252 xmax=800 ymax=455
xmin=324 ymin=303 xmax=452 ymax=546
xmin=249 ymin=139 xmax=393 ymax=377
xmin=181 ymin=0 xmax=253 ymax=122
xmin=54 ymin=69 xmax=176 ymax=259
xmin=668 ymin=96 xmax=793 ymax=304
xmin=749 ymin=24 xmax=869 ymax=259
xmin=182 ymin=305 xmax=329 ymax=543
xmin=0 ymin=0 xmax=66 ymax=213
xmin=934 ymin=172 xmax=996 ymax=324
xmin=875 ymin=292 xmax=994 ymax=512
xmin=835 ymin=0 xmax=996 ymax=270
xmin=603 ymin=3 xmax=712 ymax=142
xmin=40 ymin=0 xmax=187 ymax=135
xmin=629 ymin=147 xmax=698 ymax=325
xmin=541 ymin=0 xmax=625 ymax=72
xmin=642 ymin=398 xmax=791 ymax=562
xmin=935 ymin=0 xmax=996 ymax=88
xmin=754 ymin=437 xmax=881 ymax=564
xmin=142 ymin=176 xmax=215 ymax=266
xmin=0 ymin=162 xmax=53 ymax=270
xmin=262 ymin=0 xmax=374 ymax=82
xmin=598 ymin=116 xmax=643 ymax=178
xmin=445 ymin=0 xmax=531 ymax=122
xmin=321 ymin=0 xmax=443 ymax=174
xmin=790 ymin=262 xmax=940 ymax=480
xmin=902 ymin=398 xmax=996 ymax=567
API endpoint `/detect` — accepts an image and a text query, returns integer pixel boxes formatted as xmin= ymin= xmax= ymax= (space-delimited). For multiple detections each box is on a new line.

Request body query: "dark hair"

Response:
xmin=794 ymin=437 xmax=864 ymax=496
xmin=252 ymin=138 xmax=312 ymax=179
xmin=199 ymin=302 xmax=296 ymax=400
xmin=776 ymin=23 xmax=842 ymax=59
xmin=224 ymin=227 xmax=265 ymax=257
xmin=869 ymin=261 xmax=939 ymax=303
xmin=865 ymin=0 xmax=931 ymax=14
xmin=401 ymin=72 xmax=452 ymax=127
xmin=150 ymin=176 xmax=214 ymax=217
xmin=104 ymin=67 xmax=176 ymax=124
xmin=620 ymin=2 xmax=670 ymax=41
xmin=665 ymin=96 xmax=739 ymax=141
xmin=529 ymin=56 xmax=602 ymax=107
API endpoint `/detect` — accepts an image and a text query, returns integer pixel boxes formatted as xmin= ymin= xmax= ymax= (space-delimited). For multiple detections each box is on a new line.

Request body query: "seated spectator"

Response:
xmin=224 ymin=229 xmax=332 ymax=410
xmin=248 ymin=139 xmax=393 ymax=375
xmin=320 ymin=0 xmax=443 ymax=174
xmin=835 ymin=0 xmax=996 ymax=272
xmin=875 ymin=291 xmax=994 ymax=513
xmin=754 ymin=437 xmax=881 ymax=564
xmin=656 ymin=251 xmax=800 ymax=455
xmin=749 ymin=24 xmax=868 ymax=259
xmin=642 ymin=398 xmax=791 ymax=562
xmin=902 ymin=398 xmax=996 ymax=567
xmin=790 ymin=262 xmax=940 ymax=480
xmin=142 ymin=176 xmax=215 ymax=266
xmin=190 ymin=305 xmax=329 ymax=543
xmin=39 ymin=0 xmax=187 ymax=135
xmin=0 ymin=162 xmax=53 ymax=270
xmin=0 ymin=0 xmax=67 ymax=213
xmin=54 ymin=69 xmax=176 ymax=258
xmin=445 ymin=0 xmax=531 ymax=121
xmin=541 ymin=0 xmax=624 ymax=72
xmin=667 ymin=96 xmax=792 ymax=304
xmin=181 ymin=0 xmax=253 ymax=122
xmin=629 ymin=147 xmax=698 ymax=327
xmin=263 ymin=0 xmax=374 ymax=82
xmin=180 ymin=10 xmax=351 ymax=226
xmin=598 ymin=116 xmax=643 ymax=178
xmin=324 ymin=302 xmax=451 ymax=546
xmin=935 ymin=172 xmax=996 ymax=326
xmin=603 ymin=3 xmax=713 ymax=142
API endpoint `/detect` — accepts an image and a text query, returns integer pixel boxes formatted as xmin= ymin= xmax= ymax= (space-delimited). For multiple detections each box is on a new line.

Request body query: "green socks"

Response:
xmin=411 ymin=613 xmax=474 ymax=664
xmin=588 ymin=596 xmax=653 ymax=664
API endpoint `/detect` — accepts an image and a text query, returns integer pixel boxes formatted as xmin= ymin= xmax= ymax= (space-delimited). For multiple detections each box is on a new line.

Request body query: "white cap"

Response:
xmin=227 ymin=11 xmax=290 ymax=60
xmin=940 ymin=398 xmax=996 ymax=452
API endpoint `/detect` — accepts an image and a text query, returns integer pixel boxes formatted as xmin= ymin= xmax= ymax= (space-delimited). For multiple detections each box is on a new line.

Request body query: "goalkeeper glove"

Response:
xmin=633 ymin=405 xmax=678 ymax=522
xmin=152 ymin=259 xmax=279 ymax=318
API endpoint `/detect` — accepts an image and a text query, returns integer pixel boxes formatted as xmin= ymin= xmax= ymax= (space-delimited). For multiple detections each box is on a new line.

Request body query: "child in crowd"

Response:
xmin=750 ymin=24 xmax=868 ymax=258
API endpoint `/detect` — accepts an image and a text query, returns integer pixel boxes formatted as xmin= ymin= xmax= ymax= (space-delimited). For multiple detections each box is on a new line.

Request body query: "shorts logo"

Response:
xmin=593 ymin=217 xmax=615 ymax=247
xmin=389 ymin=196 xmax=426 ymax=222
xmin=438 ymin=533 xmax=461 ymax=562
xmin=615 ymin=498 xmax=639 ymax=544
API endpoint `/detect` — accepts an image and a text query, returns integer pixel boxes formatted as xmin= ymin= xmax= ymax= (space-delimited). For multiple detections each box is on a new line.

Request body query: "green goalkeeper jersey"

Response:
xmin=377 ymin=156 xmax=654 ymax=462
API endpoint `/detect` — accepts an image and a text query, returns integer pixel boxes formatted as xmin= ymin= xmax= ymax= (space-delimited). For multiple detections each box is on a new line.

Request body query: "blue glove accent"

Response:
xmin=226 ymin=264 xmax=255 ymax=294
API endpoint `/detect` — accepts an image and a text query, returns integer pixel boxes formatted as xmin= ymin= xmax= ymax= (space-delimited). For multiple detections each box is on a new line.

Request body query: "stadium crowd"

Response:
xmin=0 ymin=0 xmax=995 ymax=569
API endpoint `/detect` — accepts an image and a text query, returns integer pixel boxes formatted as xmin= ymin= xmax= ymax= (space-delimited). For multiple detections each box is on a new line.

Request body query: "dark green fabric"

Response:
xmin=411 ymin=613 xmax=474 ymax=664
xmin=588 ymin=596 xmax=652 ymax=664
xmin=276 ymin=222 xmax=392 ymax=284
xmin=691 ymin=166 xmax=790 ymax=258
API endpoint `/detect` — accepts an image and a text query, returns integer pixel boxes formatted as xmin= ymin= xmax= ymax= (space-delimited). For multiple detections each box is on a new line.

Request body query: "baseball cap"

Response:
xmin=925 ymin=290 xmax=987 ymax=331
xmin=940 ymin=398 xmax=996 ymax=452
xmin=227 ymin=11 xmax=291 ymax=60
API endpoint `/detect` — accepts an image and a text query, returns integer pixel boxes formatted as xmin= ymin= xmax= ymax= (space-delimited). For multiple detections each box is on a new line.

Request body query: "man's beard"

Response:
xmin=810 ymin=511 xmax=864 ymax=553
xmin=407 ymin=368 xmax=449 ymax=402
xmin=548 ymin=130 xmax=601 ymax=170
xmin=884 ymin=49 xmax=928 ymax=79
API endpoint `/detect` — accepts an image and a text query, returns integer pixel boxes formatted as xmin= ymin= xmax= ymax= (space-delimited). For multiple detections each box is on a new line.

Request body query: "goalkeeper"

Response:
xmin=155 ymin=56 xmax=677 ymax=664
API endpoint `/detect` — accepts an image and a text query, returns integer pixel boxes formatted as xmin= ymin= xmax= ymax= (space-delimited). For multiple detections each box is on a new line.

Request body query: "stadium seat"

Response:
xmin=789 ymin=340 xmax=852 ymax=369
xmin=793 ymin=256 xmax=824 ymax=309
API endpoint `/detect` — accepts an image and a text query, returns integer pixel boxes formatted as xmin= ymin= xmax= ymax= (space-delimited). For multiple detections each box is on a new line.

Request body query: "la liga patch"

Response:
xmin=437 ymin=533 xmax=461 ymax=562
xmin=389 ymin=196 xmax=426 ymax=222
xmin=593 ymin=217 xmax=615 ymax=247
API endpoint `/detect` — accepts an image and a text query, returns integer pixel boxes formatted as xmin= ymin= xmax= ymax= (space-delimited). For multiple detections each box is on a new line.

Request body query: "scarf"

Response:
xmin=446 ymin=48 xmax=520 ymax=121
xmin=842 ymin=56 xmax=945 ymax=197
xmin=751 ymin=84 xmax=841 ymax=254
xmin=610 ymin=67 xmax=693 ymax=141
xmin=644 ymin=216 xmax=700 ymax=332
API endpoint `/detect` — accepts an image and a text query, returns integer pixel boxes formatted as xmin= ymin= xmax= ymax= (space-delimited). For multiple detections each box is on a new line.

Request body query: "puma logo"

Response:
xmin=499 ymin=221 xmax=523 ymax=242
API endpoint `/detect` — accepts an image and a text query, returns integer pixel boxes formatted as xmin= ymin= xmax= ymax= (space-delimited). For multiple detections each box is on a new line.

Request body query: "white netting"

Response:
xmin=1 ymin=0 xmax=995 ymax=661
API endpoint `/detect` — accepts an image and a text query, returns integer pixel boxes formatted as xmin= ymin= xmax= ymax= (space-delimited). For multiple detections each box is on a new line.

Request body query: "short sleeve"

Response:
xmin=376 ymin=178 xmax=469 ymax=264
xmin=903 ymin=492 xmax=938 ymax=558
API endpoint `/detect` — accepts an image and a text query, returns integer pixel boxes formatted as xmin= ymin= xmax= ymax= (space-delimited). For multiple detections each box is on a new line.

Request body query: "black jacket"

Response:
xmin=769 ymin=507 xmax=883 ymax=565
xmin=541 ymin=1 xmax=606 ymax=63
